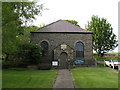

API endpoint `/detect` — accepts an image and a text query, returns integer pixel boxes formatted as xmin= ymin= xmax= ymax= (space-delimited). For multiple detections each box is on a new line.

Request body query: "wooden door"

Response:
xmin=59 ymin=52 xmax=68 ymax=69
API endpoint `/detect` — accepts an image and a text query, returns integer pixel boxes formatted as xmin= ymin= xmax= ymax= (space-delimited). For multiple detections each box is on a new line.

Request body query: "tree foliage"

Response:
xmin=2 ymin=2 xmax=19 ymax=55
xmin=2 ymin=2 xmax=43 ymax=57
xmin=16 ymin=26 xmax=39 ymax=44
xmin=65 ymin=20 xmax=80 ymax=27
xmin=85 ymin=15 xmax=118 ymax=57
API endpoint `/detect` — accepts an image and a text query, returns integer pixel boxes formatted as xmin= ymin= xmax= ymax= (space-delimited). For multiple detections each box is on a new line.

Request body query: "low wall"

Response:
xmin=104 ymin=54 xmax=120 ymax=58
xmin=93 ymin=54 xmax=120 ymax=58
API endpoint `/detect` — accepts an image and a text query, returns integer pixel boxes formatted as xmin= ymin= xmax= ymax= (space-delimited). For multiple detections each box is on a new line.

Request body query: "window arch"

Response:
xmin=75 ymin=41 xmax=84 ymax=59
xmin=40 ymin=41 xmax=48 ymax=56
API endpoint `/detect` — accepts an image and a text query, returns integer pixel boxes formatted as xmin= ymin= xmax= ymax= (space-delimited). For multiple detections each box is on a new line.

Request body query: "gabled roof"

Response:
xmin=31 ymin=20 xmax=92 ymax=34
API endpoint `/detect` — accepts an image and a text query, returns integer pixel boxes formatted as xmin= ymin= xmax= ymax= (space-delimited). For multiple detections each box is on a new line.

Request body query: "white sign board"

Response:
xmin=52 ymin=61 xmax=58 ymax=66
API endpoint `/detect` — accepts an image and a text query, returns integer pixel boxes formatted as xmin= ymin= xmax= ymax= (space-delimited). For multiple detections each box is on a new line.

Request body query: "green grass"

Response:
xmin=2 ymin=68 xmax=57 ymax=88
xmin=94 ymin=55 xmax=120 ymax=61
xmin=71 ymin=67 xmax=118 ymax=88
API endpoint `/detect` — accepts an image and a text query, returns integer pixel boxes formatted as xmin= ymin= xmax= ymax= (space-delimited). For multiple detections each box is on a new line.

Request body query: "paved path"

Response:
xmin=53 ymin=69 xmax=75 ymax=89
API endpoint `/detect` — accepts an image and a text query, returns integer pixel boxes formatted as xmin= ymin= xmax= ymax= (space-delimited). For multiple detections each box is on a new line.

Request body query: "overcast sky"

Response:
xmin=33 ymin=0 xmax=119 ymax=52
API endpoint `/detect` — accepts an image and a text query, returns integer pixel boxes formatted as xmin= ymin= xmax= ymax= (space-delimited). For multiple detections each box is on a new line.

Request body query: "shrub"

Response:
xmin=27 ymin=65 xmax=38 ymax=70
xmin=2 ymin=60 xmax=14 ymax=69
xmin=2 ymin=43 xmax=42 ymax=68
xmin=17 ymin=43 xmax=42 ymax=66
xmin=38 ymin=63 xmax=51 ymax=70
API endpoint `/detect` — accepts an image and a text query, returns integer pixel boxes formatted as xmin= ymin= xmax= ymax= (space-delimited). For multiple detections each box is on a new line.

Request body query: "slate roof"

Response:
xmin=31 ymin=20 xmax=92 ymax=34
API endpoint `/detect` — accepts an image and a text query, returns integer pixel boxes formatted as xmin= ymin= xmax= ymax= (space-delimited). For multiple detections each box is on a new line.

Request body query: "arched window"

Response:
xmin=40 ymin=41 xmax=48 ymax=56
xmin=75 ymin=42 xmax=84 ymax=59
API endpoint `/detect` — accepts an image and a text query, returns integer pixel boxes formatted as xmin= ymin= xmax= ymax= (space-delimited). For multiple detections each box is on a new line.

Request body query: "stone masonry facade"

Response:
xmin=30 ymin=33 xmax=95 ymax=68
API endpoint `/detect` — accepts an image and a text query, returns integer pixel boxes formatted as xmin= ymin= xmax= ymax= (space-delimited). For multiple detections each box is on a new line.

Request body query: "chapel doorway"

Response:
xmin=59 ymin=52 xmax=68 ymax=69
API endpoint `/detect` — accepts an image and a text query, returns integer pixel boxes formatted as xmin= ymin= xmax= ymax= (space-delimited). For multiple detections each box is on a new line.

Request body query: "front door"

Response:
xmin=59 ymin=52 xmax=68 ymax=69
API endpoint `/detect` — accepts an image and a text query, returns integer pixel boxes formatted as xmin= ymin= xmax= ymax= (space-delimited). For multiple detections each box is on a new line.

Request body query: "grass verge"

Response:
xmin=71 ymin=67 xmax=118 ymax=88
xmin=2 ymin=68 xmax=57 ymax=88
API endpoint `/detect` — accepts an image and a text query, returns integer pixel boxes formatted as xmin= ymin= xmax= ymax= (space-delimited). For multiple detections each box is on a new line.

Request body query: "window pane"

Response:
xmin=76 ymin=42 xmax=83 ymax=51
xmin=75 ymin=42 xmax=84 ymax=59
xmin=40 ymin=41 xmax=48 ymax=56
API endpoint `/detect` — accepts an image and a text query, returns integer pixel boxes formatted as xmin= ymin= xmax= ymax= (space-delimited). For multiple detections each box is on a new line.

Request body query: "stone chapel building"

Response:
xmin=30 ymin=20 xmax=95 ymax=69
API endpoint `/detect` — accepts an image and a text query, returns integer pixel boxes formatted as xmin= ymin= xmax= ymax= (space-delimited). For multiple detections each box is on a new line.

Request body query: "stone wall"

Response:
xmin=30 ymin=33 xmax=95 ymax=67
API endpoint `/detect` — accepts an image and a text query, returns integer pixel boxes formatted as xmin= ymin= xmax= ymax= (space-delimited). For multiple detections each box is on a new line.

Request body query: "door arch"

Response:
xmin=59 ymin=52 xmax=68 ymax=69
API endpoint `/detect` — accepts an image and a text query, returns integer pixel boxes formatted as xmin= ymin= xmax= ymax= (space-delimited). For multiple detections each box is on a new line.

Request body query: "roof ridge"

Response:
xmin=37 ymin=19 xmax=62 ymax=30
xmin=32 ymin=20 xmax=92 ymax=33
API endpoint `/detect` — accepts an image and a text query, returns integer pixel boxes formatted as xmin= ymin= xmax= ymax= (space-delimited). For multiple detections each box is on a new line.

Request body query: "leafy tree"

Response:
xmin=17 ymin=26 xmax=39 ymax=44
xmin=17 ymin=24 xmax=46 ymax=44
xmin=2 ymin=2 xmax=43 ymax=59
xmin=65 ymin=20 xmax=80 ymax=27
xmin=2 ymin=2 xmax=19 ymax=59
xmin=85 ymin=15 xmax=118 ymax=57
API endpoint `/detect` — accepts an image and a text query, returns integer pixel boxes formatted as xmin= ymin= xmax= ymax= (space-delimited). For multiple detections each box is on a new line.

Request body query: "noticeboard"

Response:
xmin=74 ymin=59 xmax=84 ymax=65
xmin=52 ymin=61 xmax=58 ymax=66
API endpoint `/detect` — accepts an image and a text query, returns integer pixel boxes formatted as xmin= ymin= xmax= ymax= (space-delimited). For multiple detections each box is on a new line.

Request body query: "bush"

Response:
xmin=17 ymin=43 xmax=42 ymax=66
xmin=2 ymin=59 xmax=26 ymax=68
xmin=27 ymin=65 xmax=38 ymax=70
xmin=8 ymin=68 xmax=27 ymax=71
xmin=38 ymin=63 xmax=51 ymax=70
xmin=2 ymin=60 xmax=14 ymax=69
xmin=2 ymin=43 xmax=42 ymax=68
xmin=97 ymin=63 xmax=104 ymax=67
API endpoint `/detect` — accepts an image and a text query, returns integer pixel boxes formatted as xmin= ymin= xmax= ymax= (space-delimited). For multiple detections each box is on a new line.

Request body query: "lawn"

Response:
xmin=2 ymin=68 xmax=57 ymax=88
xmin=71 ymin=67 xmax=118 ymax=88
xmin=94 ymin=55 xmax=120 ymax=61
